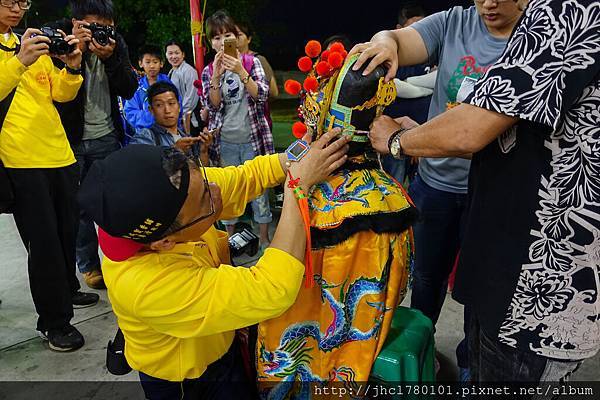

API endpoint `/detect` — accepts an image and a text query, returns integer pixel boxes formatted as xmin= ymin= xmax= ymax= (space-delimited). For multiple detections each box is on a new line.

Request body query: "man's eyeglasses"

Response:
xmin=168 ymin=156 xmax=215 ymax=235
xmin=0 ymin=0 xmax=32 ymax=10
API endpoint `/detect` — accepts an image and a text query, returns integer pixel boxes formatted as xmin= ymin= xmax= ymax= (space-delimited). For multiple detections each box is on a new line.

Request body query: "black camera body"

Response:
xmin=87 ymin=23 xmax=115 ymax=47
xmin=34 ymin=27 xmax=75 ymax=56
xmin=228 ymin=225 xmax=259 ymax=258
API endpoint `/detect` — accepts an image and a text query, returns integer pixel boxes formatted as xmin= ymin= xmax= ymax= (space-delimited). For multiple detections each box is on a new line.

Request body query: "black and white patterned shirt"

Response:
xmin=455 ymin=0 xmax=600 ymax=360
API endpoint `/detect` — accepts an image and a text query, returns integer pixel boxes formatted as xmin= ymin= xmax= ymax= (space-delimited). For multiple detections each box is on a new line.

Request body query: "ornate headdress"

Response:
xmin=285 ymin=40 xmax=397 ymax=167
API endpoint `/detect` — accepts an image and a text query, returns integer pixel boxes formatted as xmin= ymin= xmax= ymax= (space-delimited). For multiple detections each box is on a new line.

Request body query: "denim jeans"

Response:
xmin=469 ymin=313 xmax=582 ymax=399
xmin=382 ymin=154 xmax=407 ymax=185
xmin=74 ymin=133 xmax=121 ymax=273
xmin=220 ymin=141 xmax=272 ymax=226
xmin=408 ymin=174 xmax=470 ymax=367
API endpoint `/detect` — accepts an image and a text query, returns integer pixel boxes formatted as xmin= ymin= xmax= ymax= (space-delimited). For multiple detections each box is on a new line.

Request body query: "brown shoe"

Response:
xmin=82 ymin=269 xmax=106 ymax=289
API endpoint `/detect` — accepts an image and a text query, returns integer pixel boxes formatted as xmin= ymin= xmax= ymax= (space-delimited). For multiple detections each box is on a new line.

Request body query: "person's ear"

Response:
xmin=150 ymin=237 xmax=176 ymax=251
xmin=138 ymin=60 xmax=144 ymax=69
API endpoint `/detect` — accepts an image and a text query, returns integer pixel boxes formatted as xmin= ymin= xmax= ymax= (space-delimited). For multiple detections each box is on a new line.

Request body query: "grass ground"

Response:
xmin=270 ymin=97 xmax=298 ymax=151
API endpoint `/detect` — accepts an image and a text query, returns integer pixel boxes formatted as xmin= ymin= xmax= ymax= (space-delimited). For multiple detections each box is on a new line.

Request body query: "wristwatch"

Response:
xmin=65 ymin=65 xmax=83 ymax=75
xmin=388 ymin=128 xmax=409 ymax=159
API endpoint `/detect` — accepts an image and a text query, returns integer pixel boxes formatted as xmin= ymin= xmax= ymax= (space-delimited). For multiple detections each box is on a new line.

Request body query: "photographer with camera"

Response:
xmin=50 ymin=0 xmax=138 ymax=290
xmin=78 ymin=129 xmax=350 ymax=399
xmin=0 ymin=0 xmax=100 ymax=351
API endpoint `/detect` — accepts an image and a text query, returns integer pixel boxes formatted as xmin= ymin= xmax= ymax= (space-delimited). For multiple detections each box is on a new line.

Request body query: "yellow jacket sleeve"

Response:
xmin=45 ymin=58 xmax=83 ymax=103
xmin=206 ymin=154 xmax=285 ymax=220
xmin=0 ymin=56 xmax=27 ymax=101
xmin=133 ymin=248 xmax=304 ymax=338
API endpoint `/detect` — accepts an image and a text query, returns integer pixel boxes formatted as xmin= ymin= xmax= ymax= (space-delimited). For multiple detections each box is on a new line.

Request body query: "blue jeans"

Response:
xmin=220 ymin=141 xmax=272 ymax=226
xmin=74 ymin=134 xmax=121 ymax=273
xmin=382 ymin=154 xmax=407 ymax=185
xmin=408 ymin=174 xmax=470 ymax=367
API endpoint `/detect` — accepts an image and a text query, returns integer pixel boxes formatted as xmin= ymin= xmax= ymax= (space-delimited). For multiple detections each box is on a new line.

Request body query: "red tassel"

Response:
xmin=305 ymin=40 xmax=322 ymax=58
xmin=292 ymin=121 xmax=308 ymax=138
xmin=297 ymin=56 xmax=313 ymax=73
xmin=284 ymin=79 xmax=302 ymax=96
xmin=303 ymin=76 xmax=319 ymax=92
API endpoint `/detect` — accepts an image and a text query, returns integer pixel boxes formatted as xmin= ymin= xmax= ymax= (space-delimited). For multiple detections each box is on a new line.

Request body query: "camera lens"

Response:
xmin=55 ymin=40 xmax=71 ymax=55
xmin=94 ymin=31 xmax=109 ymax=46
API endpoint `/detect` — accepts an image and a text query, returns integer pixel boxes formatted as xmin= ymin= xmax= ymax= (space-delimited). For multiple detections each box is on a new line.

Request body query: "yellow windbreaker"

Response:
xmin=0 ymin=31 xmax=82 ymax=168
xmin=103 ymin=154 xmax=305 ymax=382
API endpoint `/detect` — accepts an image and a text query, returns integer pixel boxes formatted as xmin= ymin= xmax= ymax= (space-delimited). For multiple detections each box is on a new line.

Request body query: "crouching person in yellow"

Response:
xmin=0 ymin=1 xmax=100 ymax=352
xmin=78 ymin=131 xmax=350 ymax=399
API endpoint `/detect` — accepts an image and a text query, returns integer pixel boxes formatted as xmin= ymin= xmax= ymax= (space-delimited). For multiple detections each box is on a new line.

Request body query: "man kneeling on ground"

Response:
xmin=78 ymin=131 xmax=349 ymax=399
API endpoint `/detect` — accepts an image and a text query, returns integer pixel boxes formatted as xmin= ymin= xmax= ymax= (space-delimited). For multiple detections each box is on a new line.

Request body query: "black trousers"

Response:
xmin=139 ymin=339 xmax=254 ymax=400
xmin=7 ymin=164 xmax=80 ymax=331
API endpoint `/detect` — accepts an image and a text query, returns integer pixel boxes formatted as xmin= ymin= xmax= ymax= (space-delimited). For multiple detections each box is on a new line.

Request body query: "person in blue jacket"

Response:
xmin=124 ymin=44 xmax=181 ymax=131
xmin=130 ymin=82 xmax=212 ymax=164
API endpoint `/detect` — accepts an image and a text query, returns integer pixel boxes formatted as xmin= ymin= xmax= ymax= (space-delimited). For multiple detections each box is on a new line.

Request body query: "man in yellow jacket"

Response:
xmin=0 ymin=0 xmax=98 ymax=352
xmin=78 ymin=132 xmax=349 ymax=398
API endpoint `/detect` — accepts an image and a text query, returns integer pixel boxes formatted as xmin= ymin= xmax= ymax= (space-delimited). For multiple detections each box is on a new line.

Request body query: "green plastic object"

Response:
xmin=371 ymin=306 xmax=436 ymax=384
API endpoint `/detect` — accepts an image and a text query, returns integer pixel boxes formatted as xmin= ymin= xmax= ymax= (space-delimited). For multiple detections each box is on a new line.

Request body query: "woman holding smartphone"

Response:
xmin=200 ymin=10 xmax=274 ymax=250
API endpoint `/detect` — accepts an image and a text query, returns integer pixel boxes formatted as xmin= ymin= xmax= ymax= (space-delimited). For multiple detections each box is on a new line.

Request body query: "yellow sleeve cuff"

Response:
xmin=267 ymin=154 xmax=286 ymax=185
xmin=5 ymin=56 xmax=27 ymax=78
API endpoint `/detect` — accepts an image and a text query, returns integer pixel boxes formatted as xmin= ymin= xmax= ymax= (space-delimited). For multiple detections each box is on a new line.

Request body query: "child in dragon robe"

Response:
xmin=256 ymin=45 xmax=417 ymax=399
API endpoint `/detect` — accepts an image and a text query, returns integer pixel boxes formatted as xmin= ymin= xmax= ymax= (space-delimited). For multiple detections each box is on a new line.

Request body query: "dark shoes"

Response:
xmin=72 ymin=291 xmax=100 ymax=309
xmin=39 ymin=324 xmax=84 ymax=352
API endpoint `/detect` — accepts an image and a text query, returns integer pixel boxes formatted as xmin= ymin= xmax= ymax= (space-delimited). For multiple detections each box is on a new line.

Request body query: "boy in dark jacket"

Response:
xmin=52 ymin=0 xmax=138 ymax=289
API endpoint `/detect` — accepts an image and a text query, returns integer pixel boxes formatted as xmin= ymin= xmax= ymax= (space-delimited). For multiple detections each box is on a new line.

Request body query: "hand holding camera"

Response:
xmin=16 ymin=28 xmax=50 ymax=67
xmin=72 ymin=20 xmax=116 ymax=60
xmin=17 ymin=28 xmax=81 ymax=69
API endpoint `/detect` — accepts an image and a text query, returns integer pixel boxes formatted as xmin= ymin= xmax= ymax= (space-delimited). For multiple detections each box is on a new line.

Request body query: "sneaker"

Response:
xmin=459 ymin=367 xmax=471 ymax=383
xmin=82 ymin=269 xmax=106 ymax=289
xmin=39 ymin=324 xmax=84 ymax=352
xmin=72 ymin=291 xmax=99 ymax=309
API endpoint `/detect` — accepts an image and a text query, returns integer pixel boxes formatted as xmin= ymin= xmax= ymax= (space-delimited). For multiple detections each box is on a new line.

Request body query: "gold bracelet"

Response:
xmin=241 ymin=74 xmax=251 ymax=84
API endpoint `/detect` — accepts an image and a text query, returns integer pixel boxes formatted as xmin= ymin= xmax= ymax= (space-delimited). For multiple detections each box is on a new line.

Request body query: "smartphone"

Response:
xmin=223 ymin=38 xmax=237 ymax=58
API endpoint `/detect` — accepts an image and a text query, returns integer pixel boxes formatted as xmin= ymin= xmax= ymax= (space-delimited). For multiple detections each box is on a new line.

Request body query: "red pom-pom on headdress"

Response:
xmin=297 ymin=56 xmax=313 ymax=73
xmin=328 ymin=52 xmax=343 ymax=69
xmin=292 ymin=121 xmax=308 ymax=138
xmin=315 ymin=61 xmax=332 ymax=77
xmin=284 ymin=79 xmax=302 ymax=96
xmin=305 ymin=40 xmax=322 ymax=58
xmin=303 ymin=76 xmax=319 ymax=92
xmin=320 ymin=50 xmax=330 ymax=62
xmin=329 ymin=42 xmax=345 ymax=54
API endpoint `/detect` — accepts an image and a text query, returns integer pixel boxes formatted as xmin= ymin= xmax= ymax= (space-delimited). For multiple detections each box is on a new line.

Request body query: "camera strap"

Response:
xmin=0 ymin=89 xmax=17 ymax=131
xmin=0 ymin=33 xmax=21 ymax=54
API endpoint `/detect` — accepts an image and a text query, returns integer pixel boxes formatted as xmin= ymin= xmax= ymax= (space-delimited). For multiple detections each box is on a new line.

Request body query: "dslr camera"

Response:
xmin=87 ymin=23 xmax=116 ymax=47
xmin=34 ymin=27 xmax=75 ymax=56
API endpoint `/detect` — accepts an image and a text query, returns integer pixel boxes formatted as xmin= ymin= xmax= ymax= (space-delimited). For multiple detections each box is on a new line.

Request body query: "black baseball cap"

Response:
xmin=78 ymin=145 xmax=190 ymax=261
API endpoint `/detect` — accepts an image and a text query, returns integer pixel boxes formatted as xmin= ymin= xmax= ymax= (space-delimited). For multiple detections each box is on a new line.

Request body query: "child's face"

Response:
xmin=139 ymin=54 xmax=163 ymax=78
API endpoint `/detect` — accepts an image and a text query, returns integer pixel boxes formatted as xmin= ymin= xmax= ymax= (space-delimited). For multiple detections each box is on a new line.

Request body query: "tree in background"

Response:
xmin=114 ymin=0 xmax=267 ymax=67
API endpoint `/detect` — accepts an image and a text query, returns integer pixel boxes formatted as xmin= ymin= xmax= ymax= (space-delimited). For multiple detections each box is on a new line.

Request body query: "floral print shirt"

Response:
xmin=455 ymin=0 xmax=600 ymax=360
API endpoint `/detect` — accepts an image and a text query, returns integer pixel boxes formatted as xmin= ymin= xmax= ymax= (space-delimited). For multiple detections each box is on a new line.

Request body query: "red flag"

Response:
xmin=190 ymin=0 xmax=205 ymax=74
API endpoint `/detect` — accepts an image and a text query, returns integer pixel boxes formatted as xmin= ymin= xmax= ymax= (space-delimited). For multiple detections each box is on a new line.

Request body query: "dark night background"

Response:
xmin=29 ymin=0 xmax=471 ymax=69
